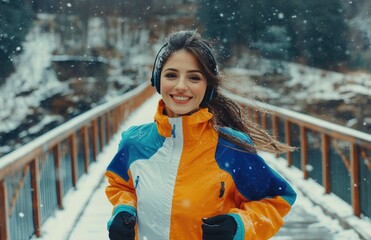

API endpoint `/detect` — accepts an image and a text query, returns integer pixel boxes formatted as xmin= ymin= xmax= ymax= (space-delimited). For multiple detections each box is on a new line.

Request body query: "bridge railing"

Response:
xmin=0 ymin=83 xmax=154 ymax=240
xmin=224 ymin=91 xmax=371 ymax=220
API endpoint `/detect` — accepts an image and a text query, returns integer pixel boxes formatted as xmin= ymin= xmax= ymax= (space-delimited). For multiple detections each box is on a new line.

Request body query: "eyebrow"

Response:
xmin=163 ymin=68 xmax=203 ymax=74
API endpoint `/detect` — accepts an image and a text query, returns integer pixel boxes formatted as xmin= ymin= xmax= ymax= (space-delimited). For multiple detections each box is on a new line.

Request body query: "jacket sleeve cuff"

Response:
xmin=107 ymin=204 xmax=137 ymax=230
xmin=228 ymin=213 xmax=245 ymax=240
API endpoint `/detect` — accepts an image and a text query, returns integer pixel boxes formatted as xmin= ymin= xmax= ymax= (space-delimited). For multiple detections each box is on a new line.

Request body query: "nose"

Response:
xmin=175 ymin=77 xmax=187 ymax=91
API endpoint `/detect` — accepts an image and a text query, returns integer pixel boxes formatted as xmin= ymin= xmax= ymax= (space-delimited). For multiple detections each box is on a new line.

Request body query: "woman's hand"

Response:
xmin=108 ymin=211 xmax=136 ymax=240
xmin=202 ymin=214 xmax=237 ymax=240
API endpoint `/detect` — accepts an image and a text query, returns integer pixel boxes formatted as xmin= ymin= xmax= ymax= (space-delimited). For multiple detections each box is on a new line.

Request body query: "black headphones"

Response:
xmin=150 ymin=42 xmax=218 ymax=103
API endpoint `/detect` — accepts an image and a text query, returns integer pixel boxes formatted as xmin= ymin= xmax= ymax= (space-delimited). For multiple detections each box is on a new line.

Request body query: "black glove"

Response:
xmin=108 ymin=211 xmax=136 ymax=240
xmin=202 ymin=214 xmax=237 ymax=240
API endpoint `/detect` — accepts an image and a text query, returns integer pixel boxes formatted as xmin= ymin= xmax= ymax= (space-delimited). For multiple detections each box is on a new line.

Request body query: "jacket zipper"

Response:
xmin=171 ymin=124 xmax=176 ymax=138
xmin=169 ymin=123 xmax=177 ymax=163
xmin=219 ymin=181 xmax=225 ymax=198
xmin=135 ymin=176 xmax=140 ymax=189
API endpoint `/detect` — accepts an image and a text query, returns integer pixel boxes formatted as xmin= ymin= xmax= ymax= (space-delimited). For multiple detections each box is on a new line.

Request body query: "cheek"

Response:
xmin=160 ymin=79 xmax=172 ymax=94
xmin=194 ymin=83 xmax=207 ymax=98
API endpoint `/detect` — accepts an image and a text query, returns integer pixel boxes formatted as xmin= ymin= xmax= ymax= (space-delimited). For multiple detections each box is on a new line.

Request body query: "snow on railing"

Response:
xmin=0 ymin=82 xmax=154 ymax=240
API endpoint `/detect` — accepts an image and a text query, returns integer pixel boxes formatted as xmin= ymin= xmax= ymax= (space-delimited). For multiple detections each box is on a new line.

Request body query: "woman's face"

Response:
xmin=160 ymin=49 xmax=207 ymax=118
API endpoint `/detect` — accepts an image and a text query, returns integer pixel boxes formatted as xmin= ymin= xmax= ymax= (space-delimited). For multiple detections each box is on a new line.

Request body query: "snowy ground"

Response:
xmin=31 ymin=94 xmax=371 ymax=240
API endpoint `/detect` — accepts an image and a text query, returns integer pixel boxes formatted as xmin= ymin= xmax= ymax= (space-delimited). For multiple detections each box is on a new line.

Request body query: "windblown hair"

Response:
xmin=157 ymin=30 xmax=294 ymax=154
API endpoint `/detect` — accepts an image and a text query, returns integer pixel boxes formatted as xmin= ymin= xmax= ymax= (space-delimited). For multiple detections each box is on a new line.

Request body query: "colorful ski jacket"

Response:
xmin=105 ymin=99 xmax=296 ymax=240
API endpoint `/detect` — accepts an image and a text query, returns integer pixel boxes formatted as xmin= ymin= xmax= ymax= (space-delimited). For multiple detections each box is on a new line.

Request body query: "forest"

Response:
xmin=1 ymin=0 xmax=370 ymax=83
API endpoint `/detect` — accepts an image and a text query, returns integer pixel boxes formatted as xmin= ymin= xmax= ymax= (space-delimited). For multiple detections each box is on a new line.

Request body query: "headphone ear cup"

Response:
xmin=150 ymin=62 xmax=161 ymax=94
xmin=150 ymin=75 xmax=155 ymax=87
xmin=203 ymin=86 xmax=215 ymax=102
xmin=154 ymin=71 xmax=161 ymax=93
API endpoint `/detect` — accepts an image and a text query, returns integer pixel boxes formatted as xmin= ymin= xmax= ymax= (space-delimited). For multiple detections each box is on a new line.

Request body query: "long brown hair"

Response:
xmin=157 ymin=30 xmax=294 ymax=154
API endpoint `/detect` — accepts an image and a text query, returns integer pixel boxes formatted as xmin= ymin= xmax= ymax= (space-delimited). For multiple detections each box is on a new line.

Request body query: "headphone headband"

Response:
xmin=150 ymin=43 xmax=168 ymax=90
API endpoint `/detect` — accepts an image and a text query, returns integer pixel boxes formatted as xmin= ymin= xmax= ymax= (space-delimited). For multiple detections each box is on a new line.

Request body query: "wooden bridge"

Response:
xmin=0 ymin=83 xmax=370 ymax=240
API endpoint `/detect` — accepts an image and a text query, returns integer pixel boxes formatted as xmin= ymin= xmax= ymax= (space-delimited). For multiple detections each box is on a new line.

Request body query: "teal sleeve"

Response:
xmin=107 ymin=204 xmax=137 ymax=230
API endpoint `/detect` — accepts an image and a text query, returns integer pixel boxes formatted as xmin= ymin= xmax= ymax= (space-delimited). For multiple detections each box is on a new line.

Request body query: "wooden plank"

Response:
xmin=253 ymin=110 xmax=259 ymax=124
xmin=82 ymin=126 xmax=90 ymax=173
xmin=53 ymin=145 xmax=63 ymax=209
xmin=92 ymin=119 xmax=99 ymax=161
xmin=105 ymin=113 xmax=110 ymax=144
xmin=322 ymin=134 xmax=331 ymax=194
xmin=272 ymin=114 xmax=279 ymax=158
xmin=285 ymin=120 xmax=292 ymax=167
xmin=350 ymin=143 xmax=360 ymax=217
xmin=99 ymin=116 xmax=105 ymax=151
xmin=113 ymin=111 xmax=117 ymax=134
xmin=30 ymin=158 xmax=42 ymax=237
xmin=69 ymin=133 xmax=78 ymax=187
xmin=261 ymin=111 xmax=268 ymax=130
xmin=300 ymin=126 xmax=308 ymax=179
xmin=120 ymin=105 xmax=125 ymax=124
xmin=247 ymin=107 xmax=253 ymax=119
xmin=0 ymin=180 xmax=9 ymax=240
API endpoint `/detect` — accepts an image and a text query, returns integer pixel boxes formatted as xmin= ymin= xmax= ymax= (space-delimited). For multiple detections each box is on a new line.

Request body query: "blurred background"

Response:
xmin=0 ymin=0 xmax=370 ymax=157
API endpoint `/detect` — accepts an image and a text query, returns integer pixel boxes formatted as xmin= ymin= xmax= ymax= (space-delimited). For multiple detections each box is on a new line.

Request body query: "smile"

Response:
xmin=171 ymin=95 xmax=192 ymax=102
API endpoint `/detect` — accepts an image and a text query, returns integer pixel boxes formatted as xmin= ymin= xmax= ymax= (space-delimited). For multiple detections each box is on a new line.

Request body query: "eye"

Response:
xmin=189 ymin=75 xmax=202 ymax=81
xmin=164 ymin=73 xmax=177 ymax=79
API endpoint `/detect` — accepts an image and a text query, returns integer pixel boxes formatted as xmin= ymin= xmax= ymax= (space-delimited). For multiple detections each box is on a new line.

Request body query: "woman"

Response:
xmin=105 ymin=30 xmax=297 ymax=240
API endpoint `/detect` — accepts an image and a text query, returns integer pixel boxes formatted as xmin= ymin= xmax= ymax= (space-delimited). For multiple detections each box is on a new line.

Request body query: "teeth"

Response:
xmin=173 ymin=96 xmax=189 ymax=101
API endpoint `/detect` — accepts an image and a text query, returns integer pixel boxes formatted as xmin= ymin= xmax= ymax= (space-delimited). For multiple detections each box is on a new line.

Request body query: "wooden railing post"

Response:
xmin=69 ymin=133 xmax=78 ymax=187
xmin=113 ymin=111 xmax=118 ymax=134
xmin=105 ymin=113 xmax=111 ymax=143
xmin=253 ymin=110 xmax=259 ymax=124
xmin=30 ymin=158 xmax=42 ymax=237
xmin=285 ymin=120 xmax=292 ymax=167
xmin=99 ymin=116 xmax=105 ymax=150
xmin=261 ymin=111 xmax=268 ymax=130
xmin=120 ymin=105 xmax=125 ymax=125
xmin=300 ymin=126 xmax=308 ymax=179
xmin=322 ymin=134 xmax=330 ymax=193
xmin=92 ymin=119 xmax=99 ymax=161
xmin=53 ymin=144 xmax=63 ymax=209
xmin=272 ymin=114 xmax=279 ymax=158
xmin=350 ymin=143 xmax=360 ymax=217
xmin=247 ymin=107 xmax=253 ymax=119
xmin=82 ymin=126 xmax=90 ymax=173
xmin=0 ymin=180 xmax=9 ymax=240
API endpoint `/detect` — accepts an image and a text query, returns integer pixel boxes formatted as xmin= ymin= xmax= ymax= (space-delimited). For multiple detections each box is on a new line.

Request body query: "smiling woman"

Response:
xmin=104 ymin=30 xmax=297 ymax=240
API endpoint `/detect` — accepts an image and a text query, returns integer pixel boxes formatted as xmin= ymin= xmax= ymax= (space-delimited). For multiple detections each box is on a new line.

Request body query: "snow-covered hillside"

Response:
xmin=225 ymin=55 xmax=371 ymax=133
xmin=0 ymin=26 xmax=67 ymax=154
xmin=0 ymin=15 xmax=153 ymax=157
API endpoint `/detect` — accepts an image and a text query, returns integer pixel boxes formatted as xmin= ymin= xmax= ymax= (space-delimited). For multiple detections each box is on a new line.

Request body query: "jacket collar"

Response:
xmin=154 ymin=99 xmax=213 ymax=140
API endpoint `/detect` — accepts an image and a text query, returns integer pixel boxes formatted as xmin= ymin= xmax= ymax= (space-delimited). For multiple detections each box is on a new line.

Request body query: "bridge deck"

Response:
xmin=33 ymin=95 xmax=367 ymax=240
xmin=67 ymin=175 xmax=354 ymax=240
